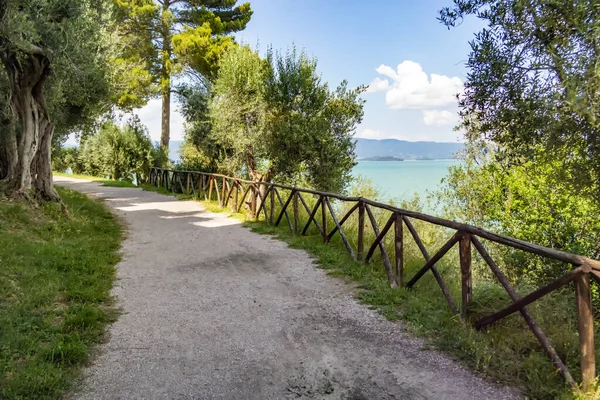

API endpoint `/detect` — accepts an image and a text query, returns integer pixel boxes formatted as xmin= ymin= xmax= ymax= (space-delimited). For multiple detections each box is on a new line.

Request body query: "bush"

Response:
xmin=51 ymin=147 xmax=84 ymax=174
xmin=77 ymin=117 xmax=157 ymax=183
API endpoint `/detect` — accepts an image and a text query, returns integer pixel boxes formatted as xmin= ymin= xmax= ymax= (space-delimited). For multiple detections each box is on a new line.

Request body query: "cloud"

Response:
xmin=373 ymin=61 xmax=462 ymax=110
xmin=422 ymin=110 xmax=459 ymax=127
xmin=134 ymin=98 xmax=185 ymax=142
xmin=366 ymin=77 xmax=390 ymax=93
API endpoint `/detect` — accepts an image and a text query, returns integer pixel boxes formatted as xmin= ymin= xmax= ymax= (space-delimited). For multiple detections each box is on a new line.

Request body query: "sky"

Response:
xmin=135 ymin=0 xmax=482 ymax=144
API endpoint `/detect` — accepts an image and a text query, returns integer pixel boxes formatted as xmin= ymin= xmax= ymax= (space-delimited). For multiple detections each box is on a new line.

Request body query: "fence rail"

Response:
xmin=148 ymin=167 xmax=599 ymax=390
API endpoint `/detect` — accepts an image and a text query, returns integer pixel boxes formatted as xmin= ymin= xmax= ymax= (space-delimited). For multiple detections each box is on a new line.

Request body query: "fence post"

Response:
xmin=459 ymin=233 xmax=472 ymax=316
xmin=232 ymin=181 xmax=238 ymax=212
xmin=321 ymin=196 xmax=328 ymax=242
xmin=293 ymin=190 xmax=299 ymax=234
xmin=394 ymin=213 xmax=404 ymax=285
xmin=250 ymin=185 xmax=257 ymax=219
xmin=270 ymin=185 xmax=275 ymax=224
xmin=221 ymin=177 xmax=226 ymax=207
xmin=357 ymin=200 xmax=365 ymax=260
xmin=575 ymin=271 xmax=595 ymax=391
xmin=208 ymin=177 xmax=214 ymax=201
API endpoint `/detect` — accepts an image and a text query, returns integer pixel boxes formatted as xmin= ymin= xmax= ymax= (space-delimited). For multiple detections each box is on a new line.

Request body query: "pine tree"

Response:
xmin=114 ymin=0 xmax=253 ymax=150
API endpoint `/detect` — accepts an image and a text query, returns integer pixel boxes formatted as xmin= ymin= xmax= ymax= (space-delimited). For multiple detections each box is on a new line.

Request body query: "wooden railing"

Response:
xmin=148 ymin=167 xmax=600 ymax=390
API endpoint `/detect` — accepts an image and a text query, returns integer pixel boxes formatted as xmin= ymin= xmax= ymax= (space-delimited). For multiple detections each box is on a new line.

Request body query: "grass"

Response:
xmin=53 ymin=172 xmax=137 ymax=188
xmin=142 ymin=179 xmax=600 ymax=399
xmin=0 ymin=186 xmax=122 ymax=399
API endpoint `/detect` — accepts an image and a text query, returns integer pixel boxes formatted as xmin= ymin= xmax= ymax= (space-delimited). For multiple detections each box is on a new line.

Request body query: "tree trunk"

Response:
xmin=33 ymin=121 xmax=60 ymax=201
xmin=0 ymin=121 xmax=17 ymax=182
xmin=161 ymin=82 xmax=170 ymax=149
xmin=0 ymin=47 xmax=60 ymax=201
xmin=160 ymin=0 xmax=172 ymax=151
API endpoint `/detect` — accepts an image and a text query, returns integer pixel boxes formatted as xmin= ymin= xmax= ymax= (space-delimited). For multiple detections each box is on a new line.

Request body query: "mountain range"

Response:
xmin=168 ymin=138 xmax=464 ymax=162
xmin=354 ymin=138 xmax=463 ymax=160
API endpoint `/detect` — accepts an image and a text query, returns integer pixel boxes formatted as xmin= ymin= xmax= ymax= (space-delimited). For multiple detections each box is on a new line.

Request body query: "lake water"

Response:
xmin=352 ymin=160 xmax=460 ymax=203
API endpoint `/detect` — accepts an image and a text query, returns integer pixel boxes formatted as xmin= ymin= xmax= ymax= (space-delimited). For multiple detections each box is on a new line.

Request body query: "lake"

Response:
xmin=352 ymin=160 xmax=460 ymax=203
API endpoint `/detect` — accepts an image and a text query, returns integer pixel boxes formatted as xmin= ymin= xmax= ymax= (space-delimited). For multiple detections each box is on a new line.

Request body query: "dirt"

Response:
xmin=56 ymin=177 xmax=520 ymax=400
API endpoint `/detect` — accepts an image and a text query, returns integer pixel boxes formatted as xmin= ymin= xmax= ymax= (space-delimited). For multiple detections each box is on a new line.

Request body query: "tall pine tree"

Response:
xmin=114 ymin=0 xmax=253 ymax=150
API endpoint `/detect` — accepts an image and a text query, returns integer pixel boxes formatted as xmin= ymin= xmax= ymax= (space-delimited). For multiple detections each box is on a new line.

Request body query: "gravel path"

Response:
xmin=56 ymin=177 xmax=519 ymax=400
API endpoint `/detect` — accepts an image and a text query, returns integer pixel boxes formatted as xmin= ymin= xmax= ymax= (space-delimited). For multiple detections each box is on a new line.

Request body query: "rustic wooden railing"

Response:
xmin=148 ymin=167 xmax=600 ymax=390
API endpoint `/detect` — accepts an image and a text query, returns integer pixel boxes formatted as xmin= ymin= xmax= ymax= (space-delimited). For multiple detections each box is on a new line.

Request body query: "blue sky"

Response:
xmin=136 ymin=0 xmax=481 ymax=144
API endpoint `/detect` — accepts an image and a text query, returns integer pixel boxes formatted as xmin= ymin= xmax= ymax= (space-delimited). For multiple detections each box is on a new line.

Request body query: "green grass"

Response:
xmin=53 ymin=172 xmax=137 ymax=188
xmin=141 ymin=179 xmax=600 ymax=399
xmin=0 ymin=186 xmax=122 ymax=399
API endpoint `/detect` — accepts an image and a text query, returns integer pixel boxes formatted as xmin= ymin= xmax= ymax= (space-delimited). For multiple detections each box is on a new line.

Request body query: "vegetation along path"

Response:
xmin=56 ymin=177 xmax=518 ymax=400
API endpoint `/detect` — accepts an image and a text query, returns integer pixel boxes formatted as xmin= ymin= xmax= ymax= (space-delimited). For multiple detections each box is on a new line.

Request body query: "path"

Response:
xmin=56 ymin=177 xmax=519 ymax=400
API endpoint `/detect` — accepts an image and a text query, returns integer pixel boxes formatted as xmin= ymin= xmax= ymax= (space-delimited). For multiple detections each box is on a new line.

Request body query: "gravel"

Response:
xmin=56 ymin=177 xmax=521 ymax=400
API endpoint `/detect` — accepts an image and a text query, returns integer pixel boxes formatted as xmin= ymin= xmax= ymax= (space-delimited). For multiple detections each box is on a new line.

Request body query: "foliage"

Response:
xmin=0 ymin=0 xmax=116 ymax=199
xmin=0 ymin=186 xmax=121 ymax=399
xmin=113 ymin=0 xmax=253 ymax=147
xmin=439 ymin=0 xmax=600 ymax=204
xmin=265 ymin=48 xmax=364 ymax=192
xmin=77 ymin=118 xmax=157 ymax=183
xmin=202 ymin=46 xmax=365 ymax=192
xmin=51 ymin=147 xmax=83 ymax=174
xmin=436 ymin=139 xmax=600 ymax=297
xmin=208 ymin=45 xmax=270 ymax=178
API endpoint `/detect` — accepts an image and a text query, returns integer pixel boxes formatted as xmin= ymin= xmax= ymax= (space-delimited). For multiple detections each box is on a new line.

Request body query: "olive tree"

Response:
xmin=206 ymin=46 xmax=365 ymax=192
xmin=440 ymin=0 xmax=600 ymax=202
xmin=0 ymin=0 xmax=113 ymax=200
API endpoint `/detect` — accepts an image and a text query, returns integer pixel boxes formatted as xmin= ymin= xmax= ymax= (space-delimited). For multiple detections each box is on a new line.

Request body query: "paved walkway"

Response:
xmin=56 ymin=177 xmax=518 ymax=400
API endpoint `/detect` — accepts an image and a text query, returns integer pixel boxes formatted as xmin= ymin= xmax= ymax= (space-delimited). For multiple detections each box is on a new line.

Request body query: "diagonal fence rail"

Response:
xmin=148 ymin=167 xmax=600 ymax=391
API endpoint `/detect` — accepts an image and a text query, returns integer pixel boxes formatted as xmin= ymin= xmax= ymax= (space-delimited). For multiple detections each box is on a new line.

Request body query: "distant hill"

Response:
xmin=355 ymin=138 xmax=463 ymax=160
xmin=168 ymin=138 xmax=463 ymax=164
xmin=360 ymin=156 xmax=404 ymax=161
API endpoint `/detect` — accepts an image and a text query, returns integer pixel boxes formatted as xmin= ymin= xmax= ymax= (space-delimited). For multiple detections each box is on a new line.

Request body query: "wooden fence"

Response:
xmin=148 ymin=167 xmax=600 ymax=391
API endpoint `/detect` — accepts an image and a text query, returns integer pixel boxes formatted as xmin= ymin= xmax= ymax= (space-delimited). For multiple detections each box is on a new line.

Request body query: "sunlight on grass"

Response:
xmin=0 ymin=187 xmax=122 ymax=399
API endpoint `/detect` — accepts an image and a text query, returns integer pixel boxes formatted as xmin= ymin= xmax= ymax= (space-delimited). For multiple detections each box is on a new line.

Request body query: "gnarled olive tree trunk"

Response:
xmin=0 ymin=47 xmax=60 ymax=201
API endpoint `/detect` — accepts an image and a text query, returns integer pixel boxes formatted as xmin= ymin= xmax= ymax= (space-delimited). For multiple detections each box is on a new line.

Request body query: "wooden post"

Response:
xmin=321 ymin=196 xmax=328 ymax=242
xmin=575 ymin=272 xmax=595 ymax=391
xmin=358 ymin=200 xmax=365 ymax=260
xmin=394 ymin=213 xmax=404 ymax=285
xmin=269 ymin=185 xmax=275 ymax=224
xmin=198 ymin=175 xmax=206 ymax=200
xmin=186 ymin=173 xmax=190 ymax=195
xmin=232 ymin=182 xmax=238 ymax=212
xmin=221 ymin=177 xmax=226 ymax=207
xmin=293 ymin=190 xmax=299 ymax=234
xmin=208 ymin=177 xmax=214 ymax=201
xmin=459 ymin=233 xmax=472 ymax=316
xmin=250 ymin=185 xmax=257 ymax=219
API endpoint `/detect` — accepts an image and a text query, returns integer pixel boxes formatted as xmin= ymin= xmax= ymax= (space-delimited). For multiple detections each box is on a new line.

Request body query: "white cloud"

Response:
xmin=422 ymin=110 xmax=459 ymax=127
xmin=366 ymin=77 xmax=390 ymax=93
xmin=373 ymin=61 xmax=462 ymax=110
xmin=134 ymin=98 xmax=185 ymax=142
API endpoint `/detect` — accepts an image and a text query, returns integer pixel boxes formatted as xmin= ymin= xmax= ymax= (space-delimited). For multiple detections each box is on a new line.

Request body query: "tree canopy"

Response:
xmin=114 ymin=0 xmax=253 ymax=149
xmin=439 ymin=0 xmax=600 ymax=201
xmin=201 ymin=46 xmax=365 ymax=192
xmin=0 ymin=0 xmax=115 ymax=200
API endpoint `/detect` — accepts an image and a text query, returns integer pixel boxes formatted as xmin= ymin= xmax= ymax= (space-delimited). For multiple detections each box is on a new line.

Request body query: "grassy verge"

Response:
xmin=141 ymin=180 xmax=598 ymax=399
xmin=53 ymin=172 xmax=137 ymax=188
xmin=0 ymin=186 xmax=122 ymax=399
